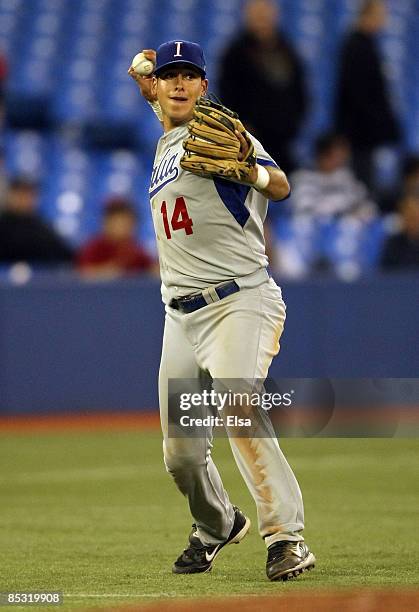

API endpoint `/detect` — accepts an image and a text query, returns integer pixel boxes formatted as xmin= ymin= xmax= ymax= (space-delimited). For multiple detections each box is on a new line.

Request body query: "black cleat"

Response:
xmin=266 ymin=540 xmax=315 ymax=581
xmin=172 ymin=506 xmax=251 ymax=574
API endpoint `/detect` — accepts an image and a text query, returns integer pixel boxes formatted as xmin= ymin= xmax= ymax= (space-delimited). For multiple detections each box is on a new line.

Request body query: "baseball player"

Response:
xmin=129 ymin=40 xmax=315 ymax=581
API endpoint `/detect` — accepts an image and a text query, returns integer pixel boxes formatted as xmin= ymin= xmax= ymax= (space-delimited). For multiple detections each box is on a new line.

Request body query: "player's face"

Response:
xmin=154 ymin=66 xmax=208 ymax=128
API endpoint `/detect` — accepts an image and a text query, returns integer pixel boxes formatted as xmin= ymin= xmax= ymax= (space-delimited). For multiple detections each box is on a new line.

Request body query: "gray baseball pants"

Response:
xmin=159 ymin=277 xmax=305 ymax=547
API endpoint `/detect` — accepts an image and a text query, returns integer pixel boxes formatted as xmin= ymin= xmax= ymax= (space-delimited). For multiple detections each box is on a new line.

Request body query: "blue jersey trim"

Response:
xmin=257 ymin=159 xmax=291 ymax=201
xmin=280 ymin=187 xmax=291 ymax=201
xmin=257 ymin=158 xmax=278 ymax=168
xmin=213 ymin=178 xmax=250 ymax=227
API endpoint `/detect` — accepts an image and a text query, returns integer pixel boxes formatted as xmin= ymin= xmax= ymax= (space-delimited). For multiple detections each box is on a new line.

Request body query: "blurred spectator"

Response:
xmin=290 ymin=133 xmax=376 ymax=220
xmin=0 ymin=146 xmax=7 ymax=204
xmin=0 ymin=52 xmax=6 ymax=94
xmin=401 ymin=156 xmax=419 ymax=198
xmin=381 ymin=195 xmax=419 ymax=270
xmin=218 ymin=0 xmax=307 ymax=173
xmin=77 ymin=198 xmax=154 ymax=278
xmin=0 ymin=177 xmax=74 ymax=265
xmin=381 ymin=155 xmax=419 ymax=213
xmin=335 ymin=0 xmax=400 ymax=192
xmin=0 ymin=50 xmax=7 ymax=132
xmin=271 ymin=133 xmax=379 ymax=279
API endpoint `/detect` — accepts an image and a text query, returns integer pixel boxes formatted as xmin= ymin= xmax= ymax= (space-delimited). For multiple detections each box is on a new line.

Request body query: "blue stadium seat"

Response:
xmin=1 ymin=0 xmax=417 ymax=258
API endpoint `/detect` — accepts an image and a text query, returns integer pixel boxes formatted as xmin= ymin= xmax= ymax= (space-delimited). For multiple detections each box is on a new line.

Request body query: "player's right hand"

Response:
xmin=128 ymin=49 xmax=157 ymax=103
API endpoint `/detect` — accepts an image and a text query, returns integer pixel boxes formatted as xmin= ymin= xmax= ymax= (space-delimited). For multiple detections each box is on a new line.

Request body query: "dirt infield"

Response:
xmin=100 ymin=590 xmax=419 ymax=612
xmin=0 ymin=411 xmax=160 ymax=432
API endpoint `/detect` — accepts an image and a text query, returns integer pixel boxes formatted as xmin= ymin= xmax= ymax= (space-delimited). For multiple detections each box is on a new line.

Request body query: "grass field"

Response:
xmin=1 ymin=430 xmax=418 ymax=610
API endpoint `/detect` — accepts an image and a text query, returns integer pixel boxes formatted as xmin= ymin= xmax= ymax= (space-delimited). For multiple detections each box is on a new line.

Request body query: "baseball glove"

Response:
xmin=180 ymin=97 xmax=257 ymax=182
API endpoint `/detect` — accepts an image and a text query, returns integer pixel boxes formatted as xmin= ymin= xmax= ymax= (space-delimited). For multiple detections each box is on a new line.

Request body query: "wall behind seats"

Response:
xmin=0 ymin=274 xmax=418 ymax=415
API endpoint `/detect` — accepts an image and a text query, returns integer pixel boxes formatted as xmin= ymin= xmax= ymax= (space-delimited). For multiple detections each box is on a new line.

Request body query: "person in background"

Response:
xmin=272 ymin=133 xmax=377 ymax=279
xmin=77 ymin=197 xmax=154 ymax=278
xmin=0 ymin=177 xmax=74 ymax=265
xmin=0 ymin=146 xmax=7 ymax=205
xmin=218 ymin=0 xmax=307 ymax=173
xmin=401 ymin=156 xmax=419 ymax=199
xmin=335 ymin=0 xmax=400 ymax=192
xmin=381 ymin=195 xmax=419 ymax=269
xmin=0 ymin=50 xmax=7 ymax=133
xmin=290 ymin=132 xmax=376 ymax=220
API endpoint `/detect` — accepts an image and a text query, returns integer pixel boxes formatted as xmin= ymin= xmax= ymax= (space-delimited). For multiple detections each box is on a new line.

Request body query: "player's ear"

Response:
xmin=201 ymin=79 xmax=208 ymax=96
xmin=151 ymin=76 xmax=158 ymax=96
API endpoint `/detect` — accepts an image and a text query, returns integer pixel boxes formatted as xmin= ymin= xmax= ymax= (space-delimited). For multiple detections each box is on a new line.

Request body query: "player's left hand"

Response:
xmin=236 ymin=129 xmax=258 ymax=184
xmin=235 ymin=129 xmax=249 ymax=162
xmin=180 ymin=98 xmax=257 ymax=183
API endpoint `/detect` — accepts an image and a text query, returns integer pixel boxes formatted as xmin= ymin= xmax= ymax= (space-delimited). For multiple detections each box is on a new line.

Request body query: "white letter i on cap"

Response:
xmin=174 ymin=41 xmax=182 ymax=57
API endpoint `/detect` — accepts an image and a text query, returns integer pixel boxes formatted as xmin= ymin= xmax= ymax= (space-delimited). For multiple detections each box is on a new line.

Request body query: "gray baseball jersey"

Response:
xmin=149 ymin=125 xmax=278 ymax=301
xmin=151 ymin=126 xmax=305 ymax=549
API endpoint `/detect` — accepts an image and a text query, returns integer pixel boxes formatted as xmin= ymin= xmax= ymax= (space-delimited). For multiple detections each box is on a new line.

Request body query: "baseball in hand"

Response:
xmin=131 ymin=52 xmax=154 ymax=76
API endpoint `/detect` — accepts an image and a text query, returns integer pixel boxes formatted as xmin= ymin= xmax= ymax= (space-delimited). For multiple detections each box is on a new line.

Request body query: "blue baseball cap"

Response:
xmin=154 ymin=40 xmax=206 ymax=78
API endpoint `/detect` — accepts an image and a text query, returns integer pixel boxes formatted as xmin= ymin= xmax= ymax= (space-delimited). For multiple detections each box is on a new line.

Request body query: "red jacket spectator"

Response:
xmin=78 ymin=198 xmax=154 ymax=277
xmin=78 ymin=235 xmax=152 ymax=272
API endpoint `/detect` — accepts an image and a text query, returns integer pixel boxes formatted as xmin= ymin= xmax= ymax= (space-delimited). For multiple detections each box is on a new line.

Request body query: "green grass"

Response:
xmin=0 ymin=432 xmax=418 ymax=610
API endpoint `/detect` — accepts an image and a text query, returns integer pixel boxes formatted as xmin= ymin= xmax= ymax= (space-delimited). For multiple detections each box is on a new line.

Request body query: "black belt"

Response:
xmin=169 ymin=280 xmax=240 ymax=314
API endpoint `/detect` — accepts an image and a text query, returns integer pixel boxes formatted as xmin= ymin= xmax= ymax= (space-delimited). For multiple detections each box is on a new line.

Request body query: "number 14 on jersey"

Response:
xmin=160 ymin=197 xmax=193 ymax=239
